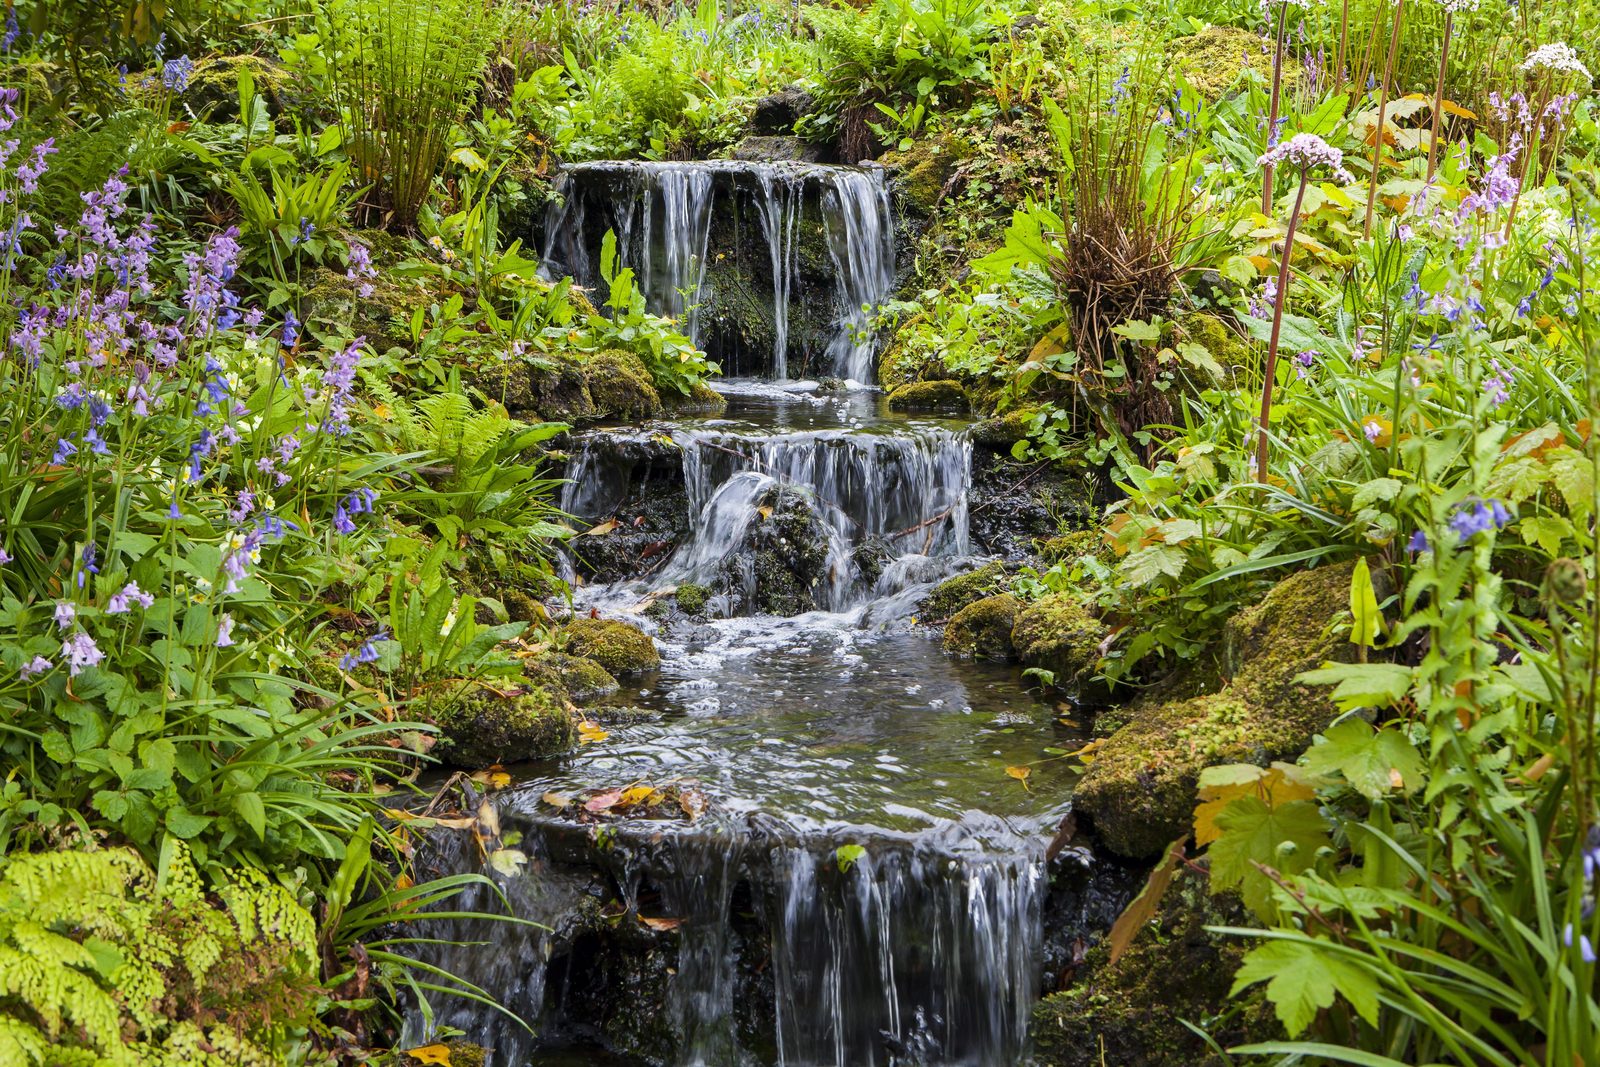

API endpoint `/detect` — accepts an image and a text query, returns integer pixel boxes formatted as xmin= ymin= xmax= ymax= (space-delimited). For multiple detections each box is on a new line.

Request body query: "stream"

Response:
xmin=404 ymin=163 xmax=1134 ymax=1066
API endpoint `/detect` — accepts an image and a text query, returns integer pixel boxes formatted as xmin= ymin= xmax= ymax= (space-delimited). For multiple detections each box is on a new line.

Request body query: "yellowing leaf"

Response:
xmin=578 ymin=721 xmax=610 ymax=744
xmin=542 ymin=791 xmax=572 ymax=810
xmin=471 ymin=767 xmax=512 ymax=791
xmin=1107 ymin=838 xmax=1185 ymax=965
xmin=1006 ymin=765 xmax=1032 ymax=790
xmin=620 ymin=785 xmax=658 ymax=806
xmin=406 ymin=1045 xmax=453 ymax=1066
xmin=640 ymin=915 xmax=684 ymax=931
xmin=1348 ymin=557 xmax=1383 ymax=649
xmin=582 ymin=519 xmax=621 ymax=537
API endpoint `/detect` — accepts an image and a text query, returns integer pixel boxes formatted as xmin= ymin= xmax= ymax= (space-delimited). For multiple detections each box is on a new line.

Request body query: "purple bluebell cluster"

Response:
xmin=339 ymin=627 xmax=391 ymax=671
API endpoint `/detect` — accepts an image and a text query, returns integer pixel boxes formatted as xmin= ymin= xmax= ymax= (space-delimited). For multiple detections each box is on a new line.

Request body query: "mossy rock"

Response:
xmin=1176 ymin=311 xmax=1248 ymax=385
xmin=1036 ymin=529 xmax=1102 ymax=566
xmin=427 ymin=681 xmax=576 ymax=768
xmin=674 ymin=582 xmax=712 ymax=615
xmin=542 ymin=653 xmax=621 ymax=703
xmin=921 ymin=560 xmax=1010 ymax=621
xmin=879 ymin=135 xmax=972 ymax=214
xmin=300 ymin=265 xmax=426 ymax=354
xmin=944 ymin=593 xmax=1021 ymax=660
xmin=476 ymin=349 xmax=667 ymax=424
xmin=1167 ymin=26 xmax=1274 ymax=98
xmin=585 ymin=348 xmax=663 ymax=421
xmin=1076 ymin=562 xmax=1362 ymax=857
xmin=562 ymin=617 xmax=660 ymax=674
xmin=971 ymin=406 xmax=1040 ymax=447
xmin=667 ymin=381 xmax=729 ymax=415
xmin=887 ymin=379 xmax=968 ymax=414
xmin=1031 ymin=867 xmax=1276 ymax=1066
xmin=876 ymin=330 xmax=939 ymax=391
xmin=187 ymin=54 xmax=304 ymax=122
xmin=1011 ymin=593 xmax=1107 ymax=694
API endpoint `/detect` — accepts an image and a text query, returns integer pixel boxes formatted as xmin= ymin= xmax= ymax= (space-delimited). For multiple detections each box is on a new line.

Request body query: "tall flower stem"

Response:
xmin=1504 ymin=76 xmax=1553 ymax=240
xmin=1363 ymin=0 xmax=1406 ymax=240
xmin=1426 ymin=12 xmax=1454 ymax=181
xmin=1337 ymin=0 xmax=1351 ymax=90
xmin=1262 ymin=2 xmax=1291 ymax=216
xmin=1256 ymin=171 xmax=1311 ymax=479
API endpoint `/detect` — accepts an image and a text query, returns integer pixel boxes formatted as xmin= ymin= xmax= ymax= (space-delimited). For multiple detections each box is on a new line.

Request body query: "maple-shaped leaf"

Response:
xmin=1230 ymin=937 xmax=1379 ymax=1036
xmin=1303 ymin=719 xmax=1425 ymax=800
xmin=1209 ymin=797 xmax=1330 ymax=920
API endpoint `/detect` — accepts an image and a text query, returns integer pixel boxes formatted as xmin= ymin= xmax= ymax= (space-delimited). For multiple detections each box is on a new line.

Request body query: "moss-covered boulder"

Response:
xmin=674 ymin=582 xmax=712 ymax=615
xmin=477 ymin=349 xmax=663 ymax=425
xmin=1167 ymin=26 xmax=1274 ymax=98
xmin=943 ymin=593 xmax=1021 ymax=659
xmin=1036 ymin=529 xmax=1102 ymax=566
xmin=887 ymin=379 xmax=968 ymax=413
xmin=971 ymin=406 xmax=1040 ymax=447
xmin=561 ymin=617 xmax=660 ymax=674
xmin=1177 ymin=312 xmax=1248 ymax=386
xmin=1031 ymin=867 xmax=1275 ymax=1066
xmin=921 ymin=560 xmax=1010 ymax=621
xmin=301 ymin=264 xmax=429 ymax=355
xmin=427 ymin=681 xmax=576 ymax=767
xmin=876 ymin=331 xmax=938 ymax=391
xmin=721 ymin=486 xmax=834 ymax=616
xmin=1010 ymin=593 xmax=1107 ymax=693
xmin=1075 ymin=562 xmax=1361 ymax=857
xmin=541 ymin=653 xmax=621 ymax=703
xmin=879 ymin=135 xmax=971 ymax=214
xmin=187 ymin=54 xmax=304 ymax=122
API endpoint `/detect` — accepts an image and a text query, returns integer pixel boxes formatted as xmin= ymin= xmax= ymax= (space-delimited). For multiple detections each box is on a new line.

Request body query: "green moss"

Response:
xmin=668 ymin=381 xmax=730 ymax=415
xmin=542 ymin=653 xmax=621 ymax=703
xmin=428 ymin=681 xmax=576 ymax=768
xmin=585 ymin=348 xmax=663 ymax=421
xmin=1167 ymin=27 xmax=1274 ymax=98
xmin=1031 ymin=868 xmax=1275 ymax=1067
xmin=880 ymin=135 xmax=973 ymax=214
xmin=971 ymin=407 xmax=1040 ymax=447
xmin=1076 ymin=562 xmax=1360 ymax=857
xmin=1010 ymin=593 xmax=1107 ymax=692
xmin=187 ymin=55 xmax=300 ymax=121
xmin=675 ymin=582 xmax=712 ymax=615
xmin=877 ymin=331 xmax=937 ymax=391
xmin=1037 ymin=529 xmax=1101 ymax=566
xmin=1177 ymin=312 xmax=1248 ymax=385
xmin=300 ymin=266 xmax=422 ymax=355
xmin=922 ymin=560 xmax=1011 ymax=621
xmin=562 ymin=617 xmax=661 ymax=674
xmin=943 ymin=593 xmax=1021 ymax=660
xmin=887 ymin=379 xmax=969 ymax=413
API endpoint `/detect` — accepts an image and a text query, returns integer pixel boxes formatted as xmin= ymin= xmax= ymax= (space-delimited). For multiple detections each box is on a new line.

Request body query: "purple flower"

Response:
xmin=1257 ymin=133 xmax=1354 ymax=182
xmin=162 ymin=55 xmax=194 ymax=93
xmin=1583 ymin=825 xmax=1600 ymax=885
xmin=1407 ymin=529 xmax=1430 ymax=553
xmin=19 ymin=655 xmax=51 ymax=680
xmin=0 ymin=547 xmax=10 ymax=565
xmin=282 ymin=309 xmax=299 ymax=349
xmin=1449 ymin=498 xmax=1513 ymax=540
xmin=216 ymin=613 xmax=236 ymax=647
xmin=53 ymin=602 xmax=76 ymax=630
xmin=1460 ymin=144 xmax=1521 ymax=216
xmin=106 ymin=581 xmax=154 ymax=614
xmin=320 ymin=338 xmax=365 ymax=435
xmin=1564 ymin=924 xmax=1597 ymax=963
xmin=61 ymin=632 xmax=103 ymax=676
xmin=339 ymin=626 xmax=390 ymax=671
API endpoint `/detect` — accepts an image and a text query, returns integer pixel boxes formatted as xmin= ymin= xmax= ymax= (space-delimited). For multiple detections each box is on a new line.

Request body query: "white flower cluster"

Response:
xmin=1523 ymin=43 xmax=1593 ymax=82
xmin=1258 ymin=133 xmax=1353 ymax=182
xmin=1433 ymin=0 xmax=1480 ymax=12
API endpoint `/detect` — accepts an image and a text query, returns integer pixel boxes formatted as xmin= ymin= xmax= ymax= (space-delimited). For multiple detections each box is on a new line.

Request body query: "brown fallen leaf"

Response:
xmin=1005 ymin=765 xmax=1031 ymax=791
xmin=582 ymin=518 xmax=621 ymax=536
xmin=639 ymin=915 xmax=684 ymax=932
xmin=542 ymin=791 xmax=572 ymax=810
xmin=678 ymin=789 xmax=707 ymax=821
xmin=585 ymin=789 xmax=624 ymax=813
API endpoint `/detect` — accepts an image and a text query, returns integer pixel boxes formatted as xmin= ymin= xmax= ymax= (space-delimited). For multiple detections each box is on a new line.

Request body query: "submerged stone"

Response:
xmin=561 ymin=617 xmax=661 ymax=674
xmin=943 ymin=593 xmax=1021 ymax=659
xmin=1076 ymin=562 xmax=1364 ymax=858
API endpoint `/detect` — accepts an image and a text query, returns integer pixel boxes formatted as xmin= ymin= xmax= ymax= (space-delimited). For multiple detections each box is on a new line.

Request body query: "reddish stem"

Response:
xmin=1262 ymin=4 xmax=1289 ymax=216
xmin=1426 ymin=14 xmax=1453 ymax=182
xmin=1256 ymin=171 xmax=1311 ymax=481
xmin=1363 ymin=0 xmax=1405 ymax=241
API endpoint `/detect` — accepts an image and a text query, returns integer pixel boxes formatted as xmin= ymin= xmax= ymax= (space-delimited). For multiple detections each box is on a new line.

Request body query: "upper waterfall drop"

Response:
xmin=539 ymin=160 xmax=895 ymax=383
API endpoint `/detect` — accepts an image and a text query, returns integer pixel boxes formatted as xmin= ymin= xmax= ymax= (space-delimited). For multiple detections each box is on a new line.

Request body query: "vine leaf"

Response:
xmin=1208 ymin=798 xmax=1329 ymax=920
xmin=1230 ymin=938 xmax=1380 ymax=1036
xmin=1303 ymin=719 xmax=1424 ymax=800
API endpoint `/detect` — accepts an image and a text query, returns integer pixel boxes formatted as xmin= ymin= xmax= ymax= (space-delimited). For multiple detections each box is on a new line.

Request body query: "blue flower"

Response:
xmin=162 ymin=55 xmax=194 ymax=93
xmin=1407 ymin=529 xmax=1430 ymax=553
xmin=1564 ymin=924 xmax=1596 ymax=964
xmin=1449 ymin=498 xmax=1513 ymax=540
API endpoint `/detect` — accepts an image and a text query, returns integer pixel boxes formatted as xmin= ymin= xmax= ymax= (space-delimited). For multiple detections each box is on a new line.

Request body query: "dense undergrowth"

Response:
xmin=0 ymin=0 xmax=1598 ymax=1063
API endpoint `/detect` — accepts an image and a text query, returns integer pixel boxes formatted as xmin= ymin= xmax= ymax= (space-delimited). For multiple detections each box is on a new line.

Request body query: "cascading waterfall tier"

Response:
xmin=539 ymin=161 xmax=894 ymax=383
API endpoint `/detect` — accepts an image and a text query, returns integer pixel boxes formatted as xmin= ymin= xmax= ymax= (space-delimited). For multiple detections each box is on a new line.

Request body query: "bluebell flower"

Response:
xmin=1564 ymin=924 xmax=1596 ymax=963
xmin=339 ymin=626 xmax=390 ymax=671
xmin=1407 ymin=529 xmax=1430 ymax=553
xmin=1449 ymin=498 xmax=1513 ymax=540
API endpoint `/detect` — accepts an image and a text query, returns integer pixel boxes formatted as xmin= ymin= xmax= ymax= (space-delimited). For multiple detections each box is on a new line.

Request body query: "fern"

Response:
xmin=0 ymin=844 xmax=316 ymax=1067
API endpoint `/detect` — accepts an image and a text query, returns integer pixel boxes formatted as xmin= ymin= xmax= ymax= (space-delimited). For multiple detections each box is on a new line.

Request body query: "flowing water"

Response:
xmin=540 ymin=161 xmax=894 ymax=382
xmin=408 ymin=166 xmax=1126 ymax=1067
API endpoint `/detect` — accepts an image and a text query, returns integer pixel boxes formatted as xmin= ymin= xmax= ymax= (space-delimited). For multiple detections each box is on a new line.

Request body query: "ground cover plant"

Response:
xmin=0 ymin=0 xmax=1597 ymax=1063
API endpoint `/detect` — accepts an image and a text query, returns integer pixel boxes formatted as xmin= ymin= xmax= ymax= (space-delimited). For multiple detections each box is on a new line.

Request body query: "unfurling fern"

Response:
xmin=0 ymin=843 xmax=317 ymax=1067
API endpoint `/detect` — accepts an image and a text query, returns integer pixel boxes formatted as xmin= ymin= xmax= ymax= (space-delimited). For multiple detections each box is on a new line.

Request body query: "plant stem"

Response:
xmin=1363 ymin=0 xmax=1405 ymax=241
xmin=1255 ymin=170 xmax=1310 ymax=480
xmin=1426 ymin=12 xmax=1453 ymax=182
xmin=1262 ymin=2 xmax=1290 ymax=217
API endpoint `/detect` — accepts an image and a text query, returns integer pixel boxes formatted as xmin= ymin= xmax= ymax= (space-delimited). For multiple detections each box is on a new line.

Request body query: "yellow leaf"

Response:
xmin=578 ymin=720 xmax=610 ymax=744
xmin=640 ymin=915 xmax=684 ymax=931
xmin=582 ymin=519 xmax=621 ymax=537
xmin=757 ymin=506 xmax=773 ymax=520
xmin=1106 ymin=838 xmax=1185 ymax=965
xmin=1440 ymin=99 xmax=1477 ymax=120
xmin=1029 ymin=322 xmax=1071 ymax=361
xmin=1006 ymin=766 xmax=1032 ymax=791
xmin=1193 ymin=762 xmax=1316 ymax=846
xmin=395 ymin=874 xmax=414 ymax=890
xmin=406 ymin=1045 xmax=453 ymax=1066
xmin=620 ymin=785 xmax=657 ymax=806
xmin=542 ymin=791 xmax=572 ymax=809
xmin=471 ymin=767 xmax=512 ymax=791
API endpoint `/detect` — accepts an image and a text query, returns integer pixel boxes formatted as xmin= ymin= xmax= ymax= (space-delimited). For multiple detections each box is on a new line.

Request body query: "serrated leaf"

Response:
xmin=1350 ymin=478 xmax=1402 ymax=510
xmin=1231 ymin=938 xmax=1380 ymax=1036
xmin=1209 ymin=797 xmax=1329 ymax=919
xmin=1303 ymin=720 xmax=1424 ymax=799
xmin=1120 ymin=543 xmax=1187 ymax=587
xmin=1520 ymin=515 xmax=1573 ymax=557
xmin=1111 ymin=319 xmax=1163 ymax=343
xmin=1296 ymin=662 xmax=1413 ymax=712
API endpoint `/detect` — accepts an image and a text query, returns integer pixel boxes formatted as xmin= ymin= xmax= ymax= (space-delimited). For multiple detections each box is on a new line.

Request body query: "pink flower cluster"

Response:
xmin=1257 ymin=133 xmax=1354 ymax=183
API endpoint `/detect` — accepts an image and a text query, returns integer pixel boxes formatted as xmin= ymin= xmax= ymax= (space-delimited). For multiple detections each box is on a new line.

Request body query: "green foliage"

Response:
xmin=0 ymin=843 xmax=316 ymax=1065
xmin=588 ymin=229 xmax=718 ymax=396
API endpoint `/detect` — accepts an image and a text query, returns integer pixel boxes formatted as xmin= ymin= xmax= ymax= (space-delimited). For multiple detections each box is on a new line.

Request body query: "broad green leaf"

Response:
xmin=1303 ymin=720 xmax=1424 ymax=799
xmin=1296 ymin=662 xmax=1413 ymax=712
xmin=233 ymin=792 xmax=267 ymax=839
xmin=835 ymin=843 xmax=867 ymax=873
xmin=1209 ymin=798 xmax=1329 ymax=919
xmin=1120 ymin=543 xmax=1187 ymax=587
xmin=1347 ymin=558 xmax=1383 ymax=649
xmin=1230 ymin=938 xmax=1380 ymax=1036
xmin=1349 ymin=478 xmax=1402 ymax=511
xmin=1519 ymin=515 xmax=1572 ymax=557
xmin=164 ymin=805 xmax=212 ymax=840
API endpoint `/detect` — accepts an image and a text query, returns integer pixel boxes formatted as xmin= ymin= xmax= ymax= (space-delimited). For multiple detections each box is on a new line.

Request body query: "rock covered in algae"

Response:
xmin=921 ymin=560 xmax=1011 ymax=621
xmin=561 ymin=617 xmax=661 ymax=674
xmin=1075 ymin=561 xmax=1363 ymax=858
xmin=538 ymin=653 xmax=621 ymax=703
xmin=426 ymin=681 xmax=576 ymax=768
xmin=886 ymin=379 xmax=969 ymax=413
xmin=475 ymin=348 xmax=663 ymax=424
xmin=1031 ymin=867 xmax=1275 ymax=1066
xmin=1010 ymin=593 xmax=1107 ymax=693
xmin=943 ymin=593 xmax=1021 ymax=659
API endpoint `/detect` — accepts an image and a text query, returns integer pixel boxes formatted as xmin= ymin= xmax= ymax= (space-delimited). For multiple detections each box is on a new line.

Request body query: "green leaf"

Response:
xmin=1111 ymin=319 xmax=1163 ymax=343
xmin=1347 ymin=558 xmax=1383 ymax=649
xmin=233 ymin=791 xmax=267 ymax=840
xmin=1303 ymin=719 xmax=1425 ymax=799
xmin=1349 ymin=478 xmax=1402 ymax=511
xmin=1120 ymin=543 xmax=1187 ymax=587
xmin=164 ymin=805 xmax=212 ymax=839
xmin=1519 ymin=515 xmax=1572 ymax=557
xmin=835 ymin=843 xmax=867 ymax=873
xmin=1208 ymin=798 xmax=1329 ymax=919
xmin=1230 ymin=938 xmax=1380 ymax=1036
xmin=1296 ymin=662 xmax=1413 ymax=712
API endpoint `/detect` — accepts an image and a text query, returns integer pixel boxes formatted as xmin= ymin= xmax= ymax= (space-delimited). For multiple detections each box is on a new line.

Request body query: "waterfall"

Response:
xmin=540 ymin=161 xmax=894 ymax=382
